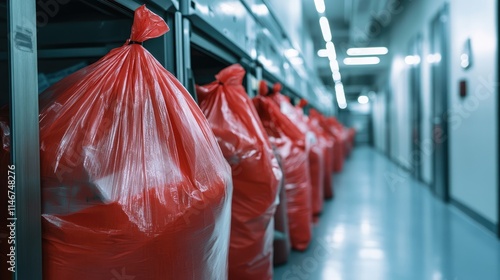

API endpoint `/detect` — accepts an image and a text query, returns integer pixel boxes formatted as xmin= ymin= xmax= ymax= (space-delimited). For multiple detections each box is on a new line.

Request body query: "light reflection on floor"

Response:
xmin=273 ymin=147 xmax=500 ymax=280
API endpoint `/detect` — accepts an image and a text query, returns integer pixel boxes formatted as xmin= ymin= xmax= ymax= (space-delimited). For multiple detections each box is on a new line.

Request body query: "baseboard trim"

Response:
xmin=418 ymin=178 xmax=432 ymax=187
xmin=450 ymin=198 xmax=498 ymax=235
xmin=389 ymin=157 xmax=412 ymax=174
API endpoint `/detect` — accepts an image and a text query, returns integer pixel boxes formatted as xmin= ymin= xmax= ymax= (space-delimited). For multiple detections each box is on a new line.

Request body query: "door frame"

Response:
xmin=430 ymin=4 xmax=451 ymax=202
xmin=408 ymin=34 xmax=424 ymax=181
xmin=496 ymin=0 xmax=500 ymax=239
xmin=385 ymin=86 xmax=392 ymax=159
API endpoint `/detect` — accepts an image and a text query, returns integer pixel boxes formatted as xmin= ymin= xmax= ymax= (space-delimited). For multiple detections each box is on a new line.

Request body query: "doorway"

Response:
xmin=430 ymin=4 xmax=450 ymax=202
xmin=409 ymin=34 xmax=423 ymax=180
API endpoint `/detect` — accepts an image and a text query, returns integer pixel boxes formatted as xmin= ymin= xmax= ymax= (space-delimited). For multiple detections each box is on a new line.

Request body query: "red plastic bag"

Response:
xmin=196 ymin=64 xmax=282 ymax=280
xmin=253 ymin=82 xmax=312 ymax=251
xmin=38 ymin=6 xmax=232 ymax=280
xmin=326 ymin=117 xmax=351 ymax=158
xmin=272 ymin=147 xmax=291 ymax=265
xmin=295 ymin=100 xmax=327 ymax=211
xmin=308 ymin=113 xmax=335 ymax=199
xmin=310 ymin=109 xmax=345 ymax=172
xmin=268 ymin=86 xmax=324 ymax=215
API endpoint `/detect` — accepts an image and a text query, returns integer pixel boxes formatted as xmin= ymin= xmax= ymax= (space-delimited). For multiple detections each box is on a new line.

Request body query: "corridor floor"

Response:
xmin=273 ymin=147 xmax=500 ymax=280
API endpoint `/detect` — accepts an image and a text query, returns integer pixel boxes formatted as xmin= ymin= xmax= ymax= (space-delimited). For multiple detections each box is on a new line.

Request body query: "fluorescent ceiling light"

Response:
xmin=358 ymin=95 xmax=369 ymax=104
xmin=326 ymin=41 xmax=337 ymax=60
xmin=347 ymin=47 xmax=388 ymax=56
xmin=319 ymin=17 xmax=332 ymax=42
xmin=404 ymin=55 xmax=421 ymax=65
xmin=314 ymin=0 xmax=326 ymax=14
xmin=344 ymin=57 xmax=380 ymax=65
xmin=335 ymin=83 xmax=347 ymax=109
xmin=332 ymin=71 xmax=341 ymax=82
xmin=317 ymin=49 xmax=328 ymax=57
xmin=330 ymin=60 xmax=339 ymax=72
xmin=285 ymin=48 xmax=299 ymax=58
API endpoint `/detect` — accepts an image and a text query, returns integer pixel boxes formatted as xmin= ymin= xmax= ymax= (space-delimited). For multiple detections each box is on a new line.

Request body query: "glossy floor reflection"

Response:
xmin=273 ymin=147 xmax=500 ymax=280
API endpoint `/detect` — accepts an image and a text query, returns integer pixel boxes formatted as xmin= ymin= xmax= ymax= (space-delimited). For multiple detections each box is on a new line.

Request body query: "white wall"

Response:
xmin=386 ymin=0 xmax=498 ymax=225
xmin=389 ymin=55 xmax=411 ymax=168
xmin=449 ymin=0 xmax=498 ymax=224
xmin=372 ymin=90 xmax=387 ymax=152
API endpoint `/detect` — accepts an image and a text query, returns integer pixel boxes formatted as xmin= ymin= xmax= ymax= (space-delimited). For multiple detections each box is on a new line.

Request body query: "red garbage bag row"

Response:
xmin=253 ymin=81 xmax=312 ymax=251
xmin=310 ymin=109 xmax=345 ymax=172
xmin=38 ymin=6 xmax=232 ymax=280
xmin=306 ymin=107 xmax=336 ymax=199
xmin=196 ymin=64 xmax=282 ymax=280
xmin=327 ymin=117 xmax=351 ymax=158
xmin=267 ymin=85 xmax=324 ymax=215
xmin=294 ymin=100 xmax=332 ymax=205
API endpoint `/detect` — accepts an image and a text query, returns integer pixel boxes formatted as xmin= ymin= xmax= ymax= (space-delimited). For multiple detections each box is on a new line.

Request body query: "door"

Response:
xmin=430 ymin=4 xmax=450 ymax=202
xmin=385 ymin=87 xmax=392 ymax=160
xmin=409 ymin=34 xmax=423 ymax=180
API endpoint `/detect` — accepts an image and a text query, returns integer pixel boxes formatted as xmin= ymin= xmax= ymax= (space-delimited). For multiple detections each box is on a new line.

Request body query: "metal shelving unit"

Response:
xmin=7 ymin=1 xmax=42 ymax=279
xmin=3 ymin=1 xmax=180 ymax=278
xmin=2 ymin=0 xmax=334 ymax=278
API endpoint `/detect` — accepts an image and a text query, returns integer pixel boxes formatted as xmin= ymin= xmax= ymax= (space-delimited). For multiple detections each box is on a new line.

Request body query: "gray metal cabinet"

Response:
xmin=191 ymin=0 xmax=252 ymax=58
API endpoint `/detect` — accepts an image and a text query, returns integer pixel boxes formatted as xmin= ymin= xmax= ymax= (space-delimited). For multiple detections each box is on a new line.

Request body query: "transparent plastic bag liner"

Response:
xmin=196 ymin=64 xmax=282 ymax=280
xmin=253 ymin=83 xmax=312 ymax=251
xmin=38 ymin=6 xmax=232 ymax=280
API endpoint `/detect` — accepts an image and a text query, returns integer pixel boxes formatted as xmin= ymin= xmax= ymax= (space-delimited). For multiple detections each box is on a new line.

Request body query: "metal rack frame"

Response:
xmin=3 ymin=1 xmax=342 ymax=278
xmin=8 ymin=1 xmax=42 ymax=279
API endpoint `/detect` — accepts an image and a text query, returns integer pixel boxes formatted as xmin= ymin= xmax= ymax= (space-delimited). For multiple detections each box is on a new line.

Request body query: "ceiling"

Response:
xmin=302 ymin=0 xmax=395 ymax=98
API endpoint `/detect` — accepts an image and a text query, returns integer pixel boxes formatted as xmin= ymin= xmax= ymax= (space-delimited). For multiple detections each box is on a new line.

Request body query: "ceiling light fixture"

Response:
xmin=317 ymin=49 xmax=328 ymax=57
xmin=347 ymin=47 xmax=388 ymax=56
xmin=326 ymin=41 xmax=337 ymax=60
xmin=427 ymin=53 xmax=442 ymax=64
xmin=332 ymin=71 xmax=341 ymax=83
xmin=344 ymin=57 xmax=381 ymax=65
xmin=330 ymin=60 xmax=339 ymax=72
xmin=404 ymin=55 xmax=421 ymax=65
xmin=335 ymin=83 xmax=347 ymax=109
xmin=319 ymin=17 xmax=332 ymax=42
xmin=358 ymin=95 xmax=369 ymax=104
xmin=314 ymin=0 xmax=326 ymax=14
